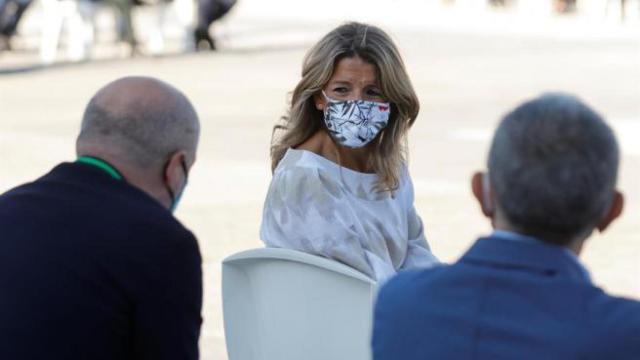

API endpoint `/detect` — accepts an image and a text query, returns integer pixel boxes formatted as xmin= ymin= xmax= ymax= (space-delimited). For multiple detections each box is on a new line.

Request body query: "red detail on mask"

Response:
xmin=378 ymin=105 xmax=389 ymax=112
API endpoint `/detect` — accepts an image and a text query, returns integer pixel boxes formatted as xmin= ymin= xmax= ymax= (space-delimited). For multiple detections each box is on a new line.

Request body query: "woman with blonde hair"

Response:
xmin=260 ymin=22 xmax=438 ymax=282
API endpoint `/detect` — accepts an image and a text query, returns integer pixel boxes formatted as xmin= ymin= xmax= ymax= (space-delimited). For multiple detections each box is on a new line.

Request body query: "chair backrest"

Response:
xmin=222 ymin=248 xmax=377 ymax=360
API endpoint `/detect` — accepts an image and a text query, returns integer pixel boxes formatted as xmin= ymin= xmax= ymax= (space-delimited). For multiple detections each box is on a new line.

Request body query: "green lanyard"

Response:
xmin=76 ymin=156 xmax=123 ymax=181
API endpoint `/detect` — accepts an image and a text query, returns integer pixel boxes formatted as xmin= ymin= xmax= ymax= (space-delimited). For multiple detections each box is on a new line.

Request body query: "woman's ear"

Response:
xmin=314 ymin=92 xmax=325 ymax=111
xmin=597 ymin=190 xmax=624 ymax=233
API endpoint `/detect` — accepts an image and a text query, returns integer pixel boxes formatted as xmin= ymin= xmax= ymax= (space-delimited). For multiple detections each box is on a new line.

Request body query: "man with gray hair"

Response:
xmin=373 ymin=93 xmax=640 ymax=359
xmin=0 ymin=77 xmax=202 ymax=359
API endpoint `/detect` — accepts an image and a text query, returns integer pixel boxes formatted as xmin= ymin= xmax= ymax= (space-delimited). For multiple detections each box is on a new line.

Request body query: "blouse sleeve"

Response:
xmin=260 ymin=166 xmax=375 ymax=278
xmin=399 ymin=171 xmax=440 ymax=270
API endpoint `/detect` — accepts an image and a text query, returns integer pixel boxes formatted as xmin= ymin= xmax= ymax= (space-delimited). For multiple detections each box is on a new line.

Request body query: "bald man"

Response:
xmin=0 ymin=77 xmax=202 ymax=360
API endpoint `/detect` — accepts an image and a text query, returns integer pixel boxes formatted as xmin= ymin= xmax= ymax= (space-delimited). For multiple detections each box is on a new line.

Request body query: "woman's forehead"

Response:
xmin=329 ymin=57 xmax=378 ymax=85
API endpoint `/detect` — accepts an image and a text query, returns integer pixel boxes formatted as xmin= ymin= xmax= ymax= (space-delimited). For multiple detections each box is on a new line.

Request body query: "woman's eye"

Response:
xmin=367 ymin=89 xmax=382 ymax=97
xmin=333 ymin=87 xmax=348 ymax=94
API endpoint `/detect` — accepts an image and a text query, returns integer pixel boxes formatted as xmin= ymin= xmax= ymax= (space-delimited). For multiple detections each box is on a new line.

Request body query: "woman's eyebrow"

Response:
xmin=328 ymin=80 xmax=352 ymax=86
xmin=329 ymin=80 xmax=380 ymax=87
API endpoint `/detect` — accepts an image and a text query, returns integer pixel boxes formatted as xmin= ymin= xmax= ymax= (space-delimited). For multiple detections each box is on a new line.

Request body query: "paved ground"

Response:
xmin=1 ymin=1 xmax=639 ymax=359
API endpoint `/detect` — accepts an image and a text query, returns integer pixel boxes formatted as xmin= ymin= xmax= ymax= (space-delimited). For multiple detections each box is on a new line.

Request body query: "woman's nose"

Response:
xmin=346 ymin=89 xmax=364 ymax=101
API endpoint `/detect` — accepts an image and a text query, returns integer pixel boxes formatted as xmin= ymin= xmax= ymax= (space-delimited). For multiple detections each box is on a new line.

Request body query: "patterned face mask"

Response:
xmin=322 ymin=91 xmax=391 ymax=148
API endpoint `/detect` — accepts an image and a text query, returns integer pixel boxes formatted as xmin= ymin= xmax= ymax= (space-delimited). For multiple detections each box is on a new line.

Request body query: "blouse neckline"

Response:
xmin=280 ymin=148 xmax=400 ymax=202
xmin=285 ymin=148 xmax=380 ymax=180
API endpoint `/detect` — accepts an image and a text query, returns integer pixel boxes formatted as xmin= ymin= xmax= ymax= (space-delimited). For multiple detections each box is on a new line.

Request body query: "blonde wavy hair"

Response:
xmin=271 ymin=22 xmax=420 ymax=192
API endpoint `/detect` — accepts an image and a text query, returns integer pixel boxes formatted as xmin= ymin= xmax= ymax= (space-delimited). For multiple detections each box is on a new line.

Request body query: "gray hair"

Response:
xmin=488 ymin=93 xmax=619 ymax=245
xmin=77 ymin=77 xmax=200 ymax=169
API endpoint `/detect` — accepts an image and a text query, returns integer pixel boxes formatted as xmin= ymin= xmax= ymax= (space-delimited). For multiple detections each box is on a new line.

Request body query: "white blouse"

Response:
xmin=260 ymin=148 xmax=439 ymax=282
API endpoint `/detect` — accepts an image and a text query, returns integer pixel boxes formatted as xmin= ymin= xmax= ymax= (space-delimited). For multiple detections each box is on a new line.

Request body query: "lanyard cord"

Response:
xmin=76 ymin=156 xmax=124 ymax=181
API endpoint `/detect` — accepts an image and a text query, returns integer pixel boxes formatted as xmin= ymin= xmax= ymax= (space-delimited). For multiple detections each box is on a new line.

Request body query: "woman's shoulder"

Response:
xmin=274 ymin=148 xmax=352 ymax=182
xmin=272 ymin=149 xmax=413 ymax=202
xmin=272 ymin=149 xmax=326 ymax=186
xmin=269 ymin=149 xmax=343 ymax=198
xmin=274 ymin=148 xmax=322 ymax=174
xmin=395 ymin=163 xmax=415 ymax=200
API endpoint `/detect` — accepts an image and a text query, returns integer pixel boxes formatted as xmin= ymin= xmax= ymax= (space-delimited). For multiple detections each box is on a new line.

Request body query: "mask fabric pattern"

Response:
xmin=322 ymin=93 xmax=391 ymax=148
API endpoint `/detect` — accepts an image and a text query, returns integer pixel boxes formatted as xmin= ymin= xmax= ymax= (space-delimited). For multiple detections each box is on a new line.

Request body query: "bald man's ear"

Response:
xmin=472 ymin=171 xmax=494 ymax=218
xmin=164 ymin=151 xmax=188 ymax=193
xmin=597 ymin=190 xmax=624 ymax=233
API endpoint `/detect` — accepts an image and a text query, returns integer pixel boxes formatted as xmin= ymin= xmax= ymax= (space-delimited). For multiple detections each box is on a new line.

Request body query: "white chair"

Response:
xmin=222 ymin=248 xmax=377 ymax=360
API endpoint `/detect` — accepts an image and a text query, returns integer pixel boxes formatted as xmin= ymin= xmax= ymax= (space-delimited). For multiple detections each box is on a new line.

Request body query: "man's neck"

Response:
xmin=492 ymin=217 xmax=585 ymax=256
xmin=76 ymin=150 xmax=169 ymax=209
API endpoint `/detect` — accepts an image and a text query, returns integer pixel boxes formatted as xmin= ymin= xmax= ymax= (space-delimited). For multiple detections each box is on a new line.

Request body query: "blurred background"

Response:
xmin=1 ymin=0 xmax=639 ymax=358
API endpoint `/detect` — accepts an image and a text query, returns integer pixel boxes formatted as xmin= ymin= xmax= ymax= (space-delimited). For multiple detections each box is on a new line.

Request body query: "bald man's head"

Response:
xmin=77 ymin=77 xmax=200 ymax=170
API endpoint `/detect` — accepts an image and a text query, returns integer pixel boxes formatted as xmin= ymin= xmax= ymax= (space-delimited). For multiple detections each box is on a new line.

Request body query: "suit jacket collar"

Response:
xmin=46 ymin=162 xmax=126 ymax=186
xmin=43 ymin=162 xmax=166 ymax=211
xmin=461 ymin=233 xmax=592 ymax=284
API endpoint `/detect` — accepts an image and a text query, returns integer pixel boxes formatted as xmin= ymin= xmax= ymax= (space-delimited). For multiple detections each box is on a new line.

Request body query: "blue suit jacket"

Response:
xmin=373 ymin=235 xmax=640 ymax=360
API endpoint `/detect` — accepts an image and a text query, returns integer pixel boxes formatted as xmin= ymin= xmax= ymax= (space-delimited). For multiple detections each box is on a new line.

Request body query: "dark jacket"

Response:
xmin=0 ymin=162 xmax=202 ymax=360
xmin=373 ymin=235 xmax=640 ymax=360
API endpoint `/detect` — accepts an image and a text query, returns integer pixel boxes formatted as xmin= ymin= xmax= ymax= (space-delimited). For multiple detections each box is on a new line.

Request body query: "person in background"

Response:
xmin=260 ymin=22 xmax=439 ymax=282
xmin=373 ymin=93 xmax=640 ymax=359
xmin=194 ymin=0 xmax=236 ymax=50
xmin=0 ymin=76 xmax=203 ymax=360
xmin=0 ymin=0 xmax=32 ymax=51
xmin=109 ymin=0 xmax=138 ymax=54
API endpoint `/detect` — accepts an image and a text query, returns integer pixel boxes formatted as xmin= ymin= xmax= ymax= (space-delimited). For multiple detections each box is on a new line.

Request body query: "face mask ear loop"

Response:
xmin=322 ymin=90 xmax=347 ymax=105
xmin=319 ymin=90 xmax=331 ymax=122
xmin=170 ymin=159 xmax=189 ymax=213
xmin=164 ymin=159 xmax=177 ymax=209
xmin=320 ymin=89 xmax=339 ymax=134
xmin=180 ymin=159 xmax=188 ymax=181
xmin=164 ymin=157 xmax=189 ymax=211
